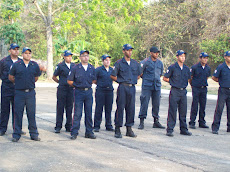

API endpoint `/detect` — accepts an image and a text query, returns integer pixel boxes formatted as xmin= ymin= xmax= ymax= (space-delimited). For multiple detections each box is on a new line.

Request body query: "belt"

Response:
xmin=121 ymin=83 xmax=134 ymax=87
xmin=172 ymin=87 xmax=185 ymax=90
xmin=19 ymin=89 xmax=34 ymax=92
xmin=194 ymin=86 xmax=207 ymax=88
xmin=76 ymin=87 xmax=91 ymax=91
xmin=223 ymin=87 xmax=230 ymax=90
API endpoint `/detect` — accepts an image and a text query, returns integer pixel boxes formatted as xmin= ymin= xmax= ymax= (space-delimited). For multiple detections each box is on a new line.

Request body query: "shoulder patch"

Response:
xmin=214 ymin=70 xmax=217 ymax=73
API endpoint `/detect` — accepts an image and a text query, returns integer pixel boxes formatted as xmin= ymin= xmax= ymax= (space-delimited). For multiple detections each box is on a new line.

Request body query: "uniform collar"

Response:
xmin=198 ymin=62 xmax=207 ymax=68
xmin=102 ymin=65 xmax=111 ymax=71
xmin=122 ymin=57 xmax=132 ymax=64
xmin=148 ymin=56 xmax=158 ymax=64
xmin=223 ymin=61 xmax=230 ymax=69
xmin=175 ymin=62 xmax=185 ymax=69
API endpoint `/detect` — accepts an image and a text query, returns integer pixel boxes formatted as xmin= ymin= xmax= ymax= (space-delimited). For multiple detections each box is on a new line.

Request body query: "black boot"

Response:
xmin=114 ymin=126 xmax=122 ymax=138
xmin=138 ymin=118 xmax=144 ymax=130
xmin=153 ymin=118 xmax=165 ymax=129
xmin=126 ymin=126 xmax=137 ymax=138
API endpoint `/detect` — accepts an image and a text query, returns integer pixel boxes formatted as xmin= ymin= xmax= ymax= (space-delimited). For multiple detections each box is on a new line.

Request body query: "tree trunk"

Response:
xmin=46 ymin=24 xmax=53 ymax=80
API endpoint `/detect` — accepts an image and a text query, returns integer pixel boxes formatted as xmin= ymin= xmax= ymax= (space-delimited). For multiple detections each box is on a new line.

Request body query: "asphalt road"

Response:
xmin=0 ymin=86 xmax=230 ymax=172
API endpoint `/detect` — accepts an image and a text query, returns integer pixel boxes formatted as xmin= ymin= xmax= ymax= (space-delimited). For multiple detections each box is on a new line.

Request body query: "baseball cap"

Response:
xmin=80 ymin=50 xmax=89 ymax=55
xmin=22 ymin=47 xmax=32 ymax=53
xmin=199 ymin=52 xmax=209 ymax=58
xmin=9 ymin=43 xmax=20 ymax=50
xmin=64 ymin=50 xmax=73 ymax=56
xmin=150 ymin=46 xmax=160 ymax=53
xmin=123 ymin=44 xmax=134 ymax=50
xmin=101 ymin=54 xmax=111 ymax=61
xmin=224 ymin=51 xmax=230 ymax=57
xmin=176 ymin=50 xmax=186 ymax=56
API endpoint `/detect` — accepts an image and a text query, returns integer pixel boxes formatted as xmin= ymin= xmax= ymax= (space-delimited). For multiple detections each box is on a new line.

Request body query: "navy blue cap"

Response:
xmin=101 ymin=54 xmax=111 ymax=61
xmin=123 ymin=44 xmax=134 ymax=50
xmin=224 ymin=51 xmax=230 ymax=57
xmin=199 ymin=52 xmax=209 ymax=58
xmin=150 ymin=46 xmax=160 ymax=53
xmin=9 ymin=43 xmax=20 ymax=50
xmin=176 ymin=50 xmax=186 ymax=56
xmin=64 ymin=50 xmax=73 ymax=56
xmin=80 ymin=50 xmax=89 ymax=55
xmin=22 ymin=47 xmax=31 ymax=53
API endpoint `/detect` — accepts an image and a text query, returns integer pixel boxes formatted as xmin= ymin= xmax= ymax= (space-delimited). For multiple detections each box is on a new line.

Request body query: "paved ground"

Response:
xmin=0 ymin=85 xmax=230 ymax=172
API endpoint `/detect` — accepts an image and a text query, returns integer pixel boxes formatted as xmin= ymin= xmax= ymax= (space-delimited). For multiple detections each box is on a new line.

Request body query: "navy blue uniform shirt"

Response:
xmin=213 ymin=61 xmax=230 ymax=88
xmin=191 ymin=62 xmax=211 ymax=87
xmin=140 ymin=57 xmax=163 ymax=90
xmin=9 ymin=60 xmax=41 ymax=90
xmin=111 ymin=57 xmax=141 ymax=85
xmin=164 ymin=62 xmax=191 ymax=88
xmin=95 ymin=65 xmax=113 ymax=90
xmin=0 ymin=55 xmax=22 ymax=88
xmin=67 ymin=63 xmax=96 ymax=88
xmin=53 ymin=61 xmax=75 ymax=87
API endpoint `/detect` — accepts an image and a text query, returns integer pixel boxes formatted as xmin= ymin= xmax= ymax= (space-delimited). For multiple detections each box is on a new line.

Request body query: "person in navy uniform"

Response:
xmin=9 ymin=47 xmax=41 ymax=142
xmin=93 ymin=54 xmax=114 ymax=132
xmin=163 ymin=50 xmax=192 ymax=137
xmin=0 ymin=43 xmax=26 ymax=136
xmin=67 ymin=50 xmax=96 ymax=140
xmin=188 ymin=52 xmax=211 ymax=129
xmin=138 ymin=46 xmax=165 ymax=130
xmin=52 ymin=50 xmax=75 ymax=133
xmin=211 ymin=51 xmax=230 ymax=134
xmin=111 ymin=44 xmax=141 ymax=138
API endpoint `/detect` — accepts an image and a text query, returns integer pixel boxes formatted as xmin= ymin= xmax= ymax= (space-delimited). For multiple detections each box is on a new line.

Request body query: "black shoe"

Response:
xmin=12 ymin=138 xmax=20 ymax=142
xmin=106 ymin=128 xmax=114 ymax=131
xmin=138 ymin=118 xmax=144 ymax=130
xmin=21 ymin=131 xmax=26 ymax=135
xmin=189 ymin=124 xmax=196 ymax=129
xmin=153 ymin=119 xmax=165 ymax=129
xmin=66 ymin=128 xmax=71 ymax=132
xmin=85 ymin=133 xmax=96 ymax=139
xmin=114 ymin=126 xmax=122 ymax=138
xmin=55 ymin=129 xmax=61 ymax=133
xmin=71 ymin=135 xmax=77 ymax=140
xmin=31 ymin=137 xmax=41 ymax=141
xmin=94 ymin=128 xmax=100 ymax=132
xmin=126 ymin=127 xmax=137 ymax=138
xmin=212 ymin=130 xmax=218 ymax=134
xmin=0 ymin=131 xmax=5 ymax=136
xmin=199 ymin=124 xmax=209 ymax=128
xmin=227 ymin=128 xmax=230 ymax=132
xmin=180 ymin=130 xmax=192 ymax=136
xmin=166 ymin=132 xmax=174 ymax=137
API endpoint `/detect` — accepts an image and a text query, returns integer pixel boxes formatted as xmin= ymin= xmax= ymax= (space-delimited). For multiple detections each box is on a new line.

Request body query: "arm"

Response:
xmin=163 ymin=76 xmax=169 ymax=83
xmin=212 ymin=76 xmax=219 ymax=82
xmin=35 ymin=77 xmax=39 ymax=82
xmin=8 ymin=74 xmax=15 ymax=83
xmin=110 ymin=75 xmax=117 ymax=81
xmin=52 ymin=75 xmax=59 ymax=83
xmin=67 ymin=80 xmax=74 ymax=87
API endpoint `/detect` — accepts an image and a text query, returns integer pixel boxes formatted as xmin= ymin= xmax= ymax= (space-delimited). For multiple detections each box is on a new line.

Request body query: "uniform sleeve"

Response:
xmin=160 ymin=61 xmax=164 ymax=76
xmin=213 ymin=65 xmax=221 ymax=78
xmin=67 ymin=67 xmax=75 ymax=81
xmin=164 ymin=65 xmax=173 ymax=78
xmin=9 ymin=63 xmax=16 ymax=76
xmin=92 ymin=67 xmax=96 ymax=81
xmin=111 ymin=62 xmax=119 ymax=76
xmin=95 ymin=67 xmax=100 ymax=80
xmin=190 ymin=66 xmax=195 ymax=77
xmin=35 ymin=63 xmax=41 ymax=77
xmin=187 ymin=68 xmax=191 ymax=79
xmin=208 ymin=66 xmax=211 ymax=77
xmin=140 ymin=60 xmax=146 ymax=74
xmin=0 ymin=60 xmax=3 ymax=78
xmin=137 ymin=62 xmax=142 ymax=76
xmin=53 ymin=64 xmax=61 ymax=76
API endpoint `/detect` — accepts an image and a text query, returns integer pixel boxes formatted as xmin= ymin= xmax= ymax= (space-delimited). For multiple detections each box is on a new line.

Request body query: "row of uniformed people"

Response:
xmin=0 ymin=43 xmax=230 ymax=142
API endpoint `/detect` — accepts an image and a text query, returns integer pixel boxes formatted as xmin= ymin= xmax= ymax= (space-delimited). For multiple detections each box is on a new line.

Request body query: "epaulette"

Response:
xmin=0 ymin=56 xmax=8 ymax=62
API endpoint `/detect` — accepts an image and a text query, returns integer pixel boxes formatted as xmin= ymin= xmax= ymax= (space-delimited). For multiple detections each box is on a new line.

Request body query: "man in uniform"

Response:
xmin=111 ymin=44 xmax=141 ymax=138
xmin=52 ymin=50 xmax=75 ymax=133
xmin=163 ymin=50 xmax=192 ymax=137
xmin=93 ymin=54 xmax=114 ymax=132
xmin=9 ymin=47 xmax=41 ymax=142
xmin=212 ymin=51 xmax=230 ymax=134
xmin=189 ymin=52 xmax=211 ymax=129
xmin=67 ymin=50 xmax=96 ymax=140
xmin=0 ymin=43 xmax=25 ymax=136
xmin=138 ymin=46 xmax=165 ymax=130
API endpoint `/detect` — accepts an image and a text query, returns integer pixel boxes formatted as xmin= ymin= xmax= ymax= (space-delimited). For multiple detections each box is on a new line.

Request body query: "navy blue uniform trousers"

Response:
xmin=189 ymin=87 xmax=207 ymax=125
xmin=71 ymin=88 xmax=93 ymax=136
xmin=139 ymin=88 xmax=160 ymax=119
xmin=55 ymin=86 xmax=73 ymax=130
xmin=212 ymin=87 xmax=230 ymax=131
xmin=13 ymin=90 xmax=38 ymax=139
xmin=115 ymin=84 xmax=135 ymax=127
xmin=0 ymin=86 xmax=14 ymax=132
xmin=167 ymin=87 xmax=188 ymax=132
xmin=94 ymin=88 xmax=113 ymax=129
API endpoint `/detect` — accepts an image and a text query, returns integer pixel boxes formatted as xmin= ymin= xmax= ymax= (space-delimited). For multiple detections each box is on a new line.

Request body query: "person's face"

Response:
xmin=22 ymin=50 xmax=32 ymax=61
xmin=150 ymin=52 xmax=159 ymax=59
xmin=123 ymin=49 xmax=132 ymax=58
xmin=64 ymin=55 xmax=72 ymax=63
xmin=177 ymin=53 xmax=185 ymax=63
xmin=224 ymin=56 xmax=230 ymax=63
xmin=200 ymin=57 xmax=208 ymax=65
xmin=80 ymin=52 xmax=89 ymax=63
xmin=9 ymin=47 xmax=19 ymax=56
xmin=103 ymin=57 xmax=111 ymax=67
